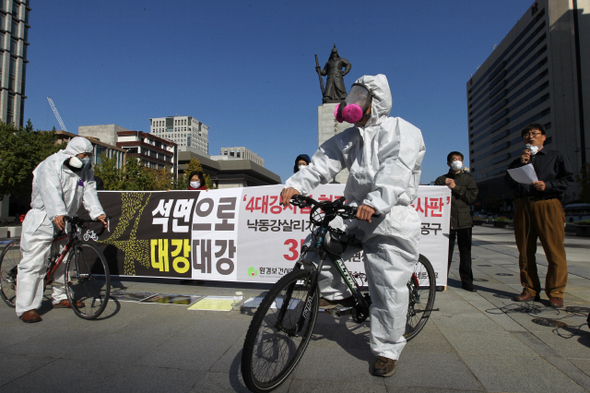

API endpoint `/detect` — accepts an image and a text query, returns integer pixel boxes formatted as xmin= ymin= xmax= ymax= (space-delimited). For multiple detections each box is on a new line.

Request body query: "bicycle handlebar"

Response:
xmin=290 ymin=195 xmax=358 ymax=224
xmin=63 ymin=216 xmax=111 ymax=235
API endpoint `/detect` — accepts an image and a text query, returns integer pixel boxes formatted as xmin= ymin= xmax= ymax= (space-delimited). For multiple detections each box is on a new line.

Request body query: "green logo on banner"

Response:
xmin=247 ymin=267 xmax=258 ymax=277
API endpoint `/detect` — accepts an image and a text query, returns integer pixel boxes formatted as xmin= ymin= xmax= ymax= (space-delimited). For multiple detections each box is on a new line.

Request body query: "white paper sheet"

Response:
xmin=507 ymin=163 xmax=538 ymax=184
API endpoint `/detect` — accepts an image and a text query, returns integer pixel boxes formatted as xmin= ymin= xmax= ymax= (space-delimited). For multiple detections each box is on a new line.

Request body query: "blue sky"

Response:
xmin=24 ymin=0 xmax=533 ymax=184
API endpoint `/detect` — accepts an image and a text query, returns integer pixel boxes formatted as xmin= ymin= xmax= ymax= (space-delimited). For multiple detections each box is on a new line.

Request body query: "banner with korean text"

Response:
xmin=92 ymin=184 xmax=450 ymax=286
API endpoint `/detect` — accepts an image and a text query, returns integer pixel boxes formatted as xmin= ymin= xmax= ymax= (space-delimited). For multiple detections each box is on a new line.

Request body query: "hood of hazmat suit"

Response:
xmin=64 ymin=136 xmax=93 ymax=157
xmin=286 ymin=74 xmax=425 ymax=215
xmin=29 ymin=137 xmax=104 ymax=221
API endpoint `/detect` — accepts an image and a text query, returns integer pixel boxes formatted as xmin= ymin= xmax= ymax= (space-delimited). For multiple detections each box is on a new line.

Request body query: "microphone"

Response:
xmin=524 ymin=144 xmax=532 ymax=164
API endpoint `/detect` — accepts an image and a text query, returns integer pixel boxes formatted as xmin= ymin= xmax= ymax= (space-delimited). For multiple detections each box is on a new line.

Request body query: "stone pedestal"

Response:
xmin=318 ymin=103 xmax=350 ymax=184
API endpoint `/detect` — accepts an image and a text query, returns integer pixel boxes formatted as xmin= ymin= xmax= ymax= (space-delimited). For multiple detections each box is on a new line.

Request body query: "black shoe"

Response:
xmin=461 ymin=283 xmax=477 ymax=292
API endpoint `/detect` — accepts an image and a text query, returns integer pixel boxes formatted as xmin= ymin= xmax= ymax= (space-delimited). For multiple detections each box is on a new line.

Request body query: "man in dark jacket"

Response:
xmin=435 ymin=151 xmax=479 ymax=292
xmin=505 ymin=123 xmax=573 ymax=308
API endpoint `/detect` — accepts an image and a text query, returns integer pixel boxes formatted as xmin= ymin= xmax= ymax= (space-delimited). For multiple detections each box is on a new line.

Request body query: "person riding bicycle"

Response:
xmin=281 ymin=74 xmax=425 ymax=377
xmin=16 ymin=137 xmax=107 ymax=323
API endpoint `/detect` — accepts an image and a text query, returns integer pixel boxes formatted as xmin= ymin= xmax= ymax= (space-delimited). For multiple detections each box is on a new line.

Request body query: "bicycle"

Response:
xmin=0 ymin=216 xmax=111 ymax=320
xmin=241 ymin=195 xmax=437 ymax=392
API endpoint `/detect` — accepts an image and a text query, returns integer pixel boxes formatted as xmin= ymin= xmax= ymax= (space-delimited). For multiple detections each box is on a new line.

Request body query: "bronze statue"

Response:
xmin=315 ymin=45 xmax=351 ymax=103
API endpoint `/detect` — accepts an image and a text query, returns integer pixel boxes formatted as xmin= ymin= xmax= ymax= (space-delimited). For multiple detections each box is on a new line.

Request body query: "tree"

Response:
xmin=93 ymin=153 xmax=125 ymax=190
xmin=94 ymin=153 xmax=176 ymax=191
xmin=0 ymin=121 xmax=65 ymax=199
xmin=152 ymin=166 xmax=174 ymax=191
xmin=177 ymin=157 xmax=214 ymax=189
xmin=576 ymin=163 xmax=590 ymax=203
xmin=121 ymin=157 xmax=155 ymax=191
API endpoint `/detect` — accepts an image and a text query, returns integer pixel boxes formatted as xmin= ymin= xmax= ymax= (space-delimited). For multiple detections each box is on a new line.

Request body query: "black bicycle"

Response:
xmin=241 ymin=195 xmax=437 ymax=392
xmin=0 ymin=216 xmax=111 ymax=320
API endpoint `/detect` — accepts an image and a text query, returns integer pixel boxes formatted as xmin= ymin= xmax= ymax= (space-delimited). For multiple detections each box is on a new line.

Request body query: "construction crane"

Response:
xmin=46 ymin=97 xmax=68 ymax=132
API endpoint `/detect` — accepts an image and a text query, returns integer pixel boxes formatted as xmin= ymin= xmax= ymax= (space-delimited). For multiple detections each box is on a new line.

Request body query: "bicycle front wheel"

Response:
xmin=404 ymin=254 xmax=436 ymax=341
xmin=64 ymin=242 xmax=110 ymax=320
xmin=0 ymin=239 xmax=21 ymax=307
xmin=241 ymin=268 xmax=319 ymax=393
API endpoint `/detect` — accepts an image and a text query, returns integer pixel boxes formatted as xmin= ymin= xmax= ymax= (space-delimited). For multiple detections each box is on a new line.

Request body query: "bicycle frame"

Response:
xmin=45 ymin=235 xmax=74 ymax=285
xmin=45 ymin=217 xmax=106 ymax=285
xmin=299 ymin=230 xmax=371 ymax=321
xmin=278 ymin=205 xmax=372 ymax=335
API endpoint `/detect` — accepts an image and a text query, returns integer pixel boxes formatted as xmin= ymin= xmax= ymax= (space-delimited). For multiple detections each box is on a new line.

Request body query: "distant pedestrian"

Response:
xmin=435 ymin=151 xmax=478 ymax=292
xmin=94 ymin=175 xmax=104 ymax=190
xmin=188 ymin=171 xmax=207 ymax=191
xmin=505 ymin=123 xmax=574 ymax=308
xmin=293 ymin=154 xmax=310 ymax=173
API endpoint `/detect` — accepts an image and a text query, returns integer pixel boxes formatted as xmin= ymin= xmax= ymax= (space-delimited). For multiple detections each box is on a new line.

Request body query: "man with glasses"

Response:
xmin=505 ymin=124 xmax=574 ymax=307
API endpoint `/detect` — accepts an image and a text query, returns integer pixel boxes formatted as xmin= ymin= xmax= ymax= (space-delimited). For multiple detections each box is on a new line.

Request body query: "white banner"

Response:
xmin=188 ymin=184 xmax=450 ymax=286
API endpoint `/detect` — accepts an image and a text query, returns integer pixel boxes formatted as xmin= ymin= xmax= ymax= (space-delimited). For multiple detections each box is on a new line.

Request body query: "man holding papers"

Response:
xmin=505 ymin=124 xmax=574 ymax=308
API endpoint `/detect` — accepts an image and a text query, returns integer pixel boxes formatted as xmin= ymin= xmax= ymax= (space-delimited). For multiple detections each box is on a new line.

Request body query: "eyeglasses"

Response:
xmin=522 ymin=131 xmax=543 ymax=138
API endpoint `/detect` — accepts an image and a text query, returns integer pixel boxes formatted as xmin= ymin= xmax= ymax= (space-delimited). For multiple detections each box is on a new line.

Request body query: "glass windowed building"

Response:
xmin=467 ymin=0 xmax=589 ymax=205
xmin=150 ymin=115 xmax=209 ymax=155
xmin=0 ymin=0 xmax=30 ymax=127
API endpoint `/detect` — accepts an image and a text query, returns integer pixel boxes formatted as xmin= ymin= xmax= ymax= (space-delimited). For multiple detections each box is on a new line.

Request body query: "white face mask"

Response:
xmin=525 ymin=144 xmax=540 ymax=155
xmin=69 ymin=155 xmax=90 ymax=169
xmin=69 ymin=156 xmax=84 ymax=169
xmin=190 ymin=181 xmax=201 ymax=189
xmin=298 ymin=165 xmax=307 ymax=171
xmin=450 ymin=160 xmax=463 ymax=171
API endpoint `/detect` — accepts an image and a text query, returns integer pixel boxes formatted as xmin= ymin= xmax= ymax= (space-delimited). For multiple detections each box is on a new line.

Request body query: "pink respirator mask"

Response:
xmin=334 ymin=83 xmax=372 ymax=124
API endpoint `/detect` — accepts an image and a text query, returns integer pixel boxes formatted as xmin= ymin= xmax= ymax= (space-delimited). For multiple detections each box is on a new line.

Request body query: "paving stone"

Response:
xmin=1 ymin=225 xmax=590 ymax=392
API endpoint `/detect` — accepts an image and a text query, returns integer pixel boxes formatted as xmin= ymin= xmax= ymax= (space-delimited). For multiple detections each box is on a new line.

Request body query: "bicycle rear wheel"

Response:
xmin=404 ymin=254 xmax=436 ymax=341
xmin=64 ymin=242 xmax=110 ymax=320
xmin=0 ymin=239 xmax=20 ymax=307
xmin=242 ymin=268 xmax=319 ymax=393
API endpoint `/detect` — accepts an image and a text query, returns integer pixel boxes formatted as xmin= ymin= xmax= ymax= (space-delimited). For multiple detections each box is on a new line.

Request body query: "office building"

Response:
xmin=0 ymin=0 xmax=30 ymax=127
xmin=467 ymin=0 xmax=589 ymax=205
xmin=79 ymin=125 xmax=178 ymax=177
xmin=150 ymin=115 xmax=209 ymax=154
xmin=216 ymin=147 xmax=264 ymax=167
xmin=79 ymin=124 xmax=128 ymax=146
xmin=116 ymin=130 xmax=177 ymax=175
xmin=178 ymin=147 xmax=280 ymax=189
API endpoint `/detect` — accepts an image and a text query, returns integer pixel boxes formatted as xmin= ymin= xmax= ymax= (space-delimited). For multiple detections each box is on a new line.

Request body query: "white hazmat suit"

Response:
xmin=285 ymin=74 xmax=425 ymax=360
xmin=16 ymin=137 xmax=105 ymax=317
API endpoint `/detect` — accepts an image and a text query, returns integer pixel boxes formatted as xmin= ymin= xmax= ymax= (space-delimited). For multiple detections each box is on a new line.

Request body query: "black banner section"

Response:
xmin=84 ymin=191 xmax=206 ymax=279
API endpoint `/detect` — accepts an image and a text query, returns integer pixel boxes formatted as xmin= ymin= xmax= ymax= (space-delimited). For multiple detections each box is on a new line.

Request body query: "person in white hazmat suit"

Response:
xmin=281 ymin=74 xmax=425 ymax=377
xmin=16 ymin=137 xmax=107 ymax=323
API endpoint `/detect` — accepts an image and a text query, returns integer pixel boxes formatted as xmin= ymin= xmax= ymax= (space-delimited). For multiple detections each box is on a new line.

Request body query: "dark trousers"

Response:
xmin=448 ymin=227 xmax=473 ymax=286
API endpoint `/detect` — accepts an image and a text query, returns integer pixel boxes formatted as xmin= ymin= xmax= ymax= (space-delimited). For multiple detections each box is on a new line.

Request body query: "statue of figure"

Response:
xmin=315 ymin=45 xmax=351 ymax=103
